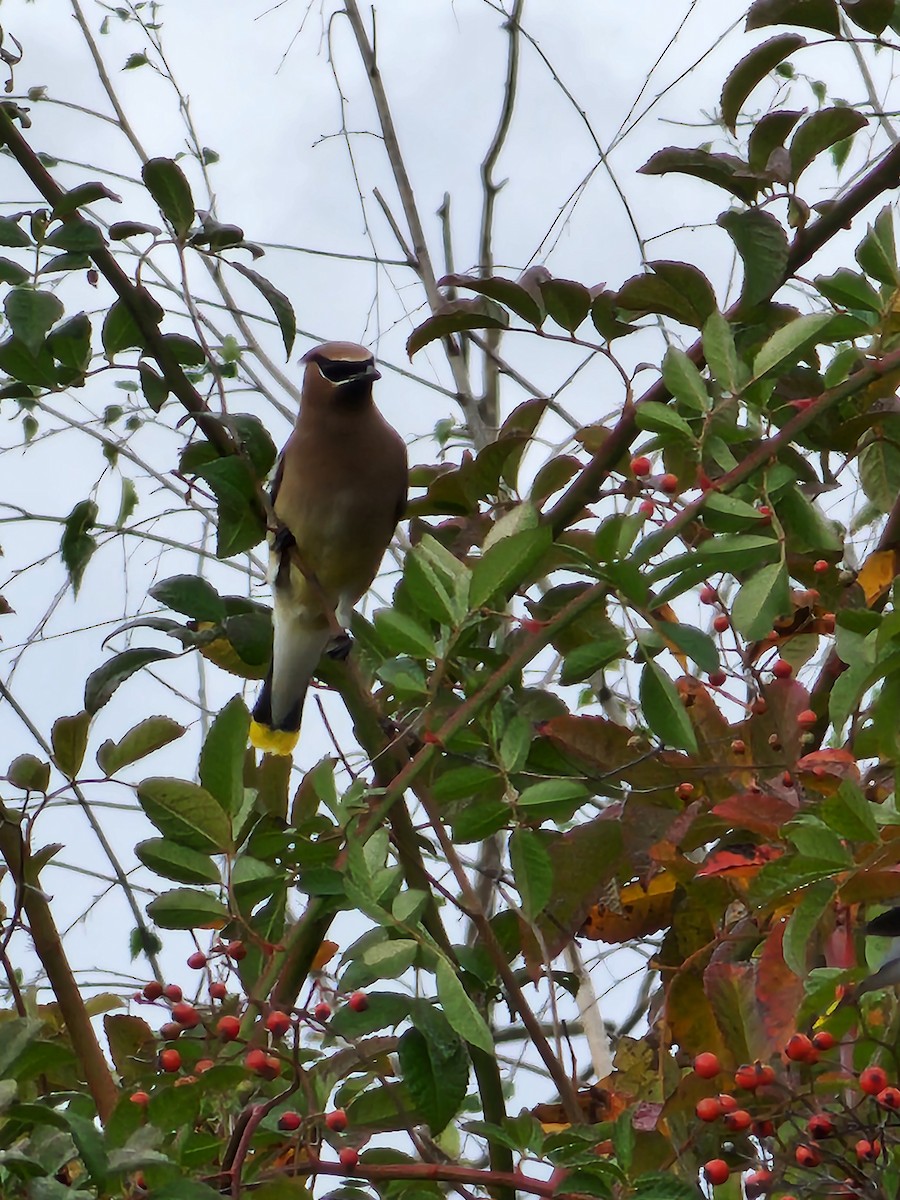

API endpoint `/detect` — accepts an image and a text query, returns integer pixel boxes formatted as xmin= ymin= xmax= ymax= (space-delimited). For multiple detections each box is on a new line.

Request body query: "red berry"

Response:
xmin=187 ymin=951 xmax=207 ymax=970
xmin=159 ymin=1048 xmax=181 ymax=1073
xmin=142 ymin=981 xmax=163 ymax=1001
xmin=217 ymin=1015 xmax=241 ymax=1042
xmin=692 ymin=1052 xmax=720 ymax=1079
xmin=339 ymin=1147 xmax=360 ymax=1169
xmin=638 ymin=499 xmax=656 ymax=517
xmin=266 ymin=1010 xmax=292 ymax=1037
xmin=807 ymin=1113 xmax=834 ymax=1139
xmin=713 ymin=614 xmax=729 ymax=633
xmin=326 ymin=1108 xmax=348 ymax=1133
xmin=659 ymin=472 xmax=679 ymax=494
xmin=225 ymin=940 xmax=247 ymax=961
xmin=163 ymin=984 xmax=183 ymax=1003
xmin=676 ymin=782 xmax=695 ymax=801
xmin=348 ymin=991 xmax=369 ymax=1013
xmin=695 ymin=1097 xmax=721 ymax=1122
xmin=877 ymin=1085 xmax=900 ymax=1109
xmin=130 ymin=1090 xmax=150 ymax=1106
xmin=313 ymin=1002 xmax=332 ymax=1022
xmin=812 ymin=1031 xmax=836 ymax=1051
xmin=734 ymin=1062 xmax=774 ymax=1090
xmin=785 ymin=1033 xmax=814 ymax=1062
xmin=856 ymin=1138 xmax=880 ymax=1160
xmin=171 ymin=1002 xmax=200 ymax=1028
xmin=795 ymin=1144 xmax=821 ymax=1168
xmin=158 ymin=1022 xmax=182 ymax=1041
xmin=631 ymin=455 xmax=652 ymax=477
xmin=772 ymin=658 xmax=793 ymax=678
xmin=195 ymin=1058 xmax=215 ymax=1073
xmin=745 ymin=1169 xmax=773 ymax=1198
xmin=703 ymin=1159 xmax=729 ymax=1187
xmin=731 ymin=739 xmax=746 ymax=754
xmin=797 ymin=709 xmax=817 ymax=727
xmin=244 ymin=1048 xmax=268 ymax=1074
xmin=700 ymin=586 xmax=718 ymax=605
xmin=723 ymin=1108 xmax=752 ymax=1132
xmin=279 ymin=1110 xmax=302 ymax=1132
xmin=262 ymin=1056 xmax=282 ymax=1080
xmin=813 ymin=559 xmax=828 ymax=574
xmin=859 ymin=1065 xmax=889 ymax=1095
xmin=716 ymin=1093 xmax=738 ymax=1113
xmin=707 ymin=671 xmax=727 ymax=687
xmin=751 ymin=697 xmax=767 ymax=715
xmin=209 ymin=982 xmax=228 ymax=1001
xmin=753 ymin=1119 xmax=775 ymax=1138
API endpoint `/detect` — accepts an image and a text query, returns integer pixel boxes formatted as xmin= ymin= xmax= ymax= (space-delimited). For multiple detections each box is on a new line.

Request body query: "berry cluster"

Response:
xmin=690 ymin=1038 xmax=900 ymax=1194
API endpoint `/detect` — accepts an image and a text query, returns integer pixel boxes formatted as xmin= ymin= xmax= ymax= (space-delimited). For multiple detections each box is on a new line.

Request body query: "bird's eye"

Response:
xmin=319 ymin=359 xmax=372 ymax=383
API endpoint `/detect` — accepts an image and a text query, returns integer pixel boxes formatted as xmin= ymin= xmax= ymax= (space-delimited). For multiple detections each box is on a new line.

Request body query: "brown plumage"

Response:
xmin=249 ymin=342 xmax=408 ymax=754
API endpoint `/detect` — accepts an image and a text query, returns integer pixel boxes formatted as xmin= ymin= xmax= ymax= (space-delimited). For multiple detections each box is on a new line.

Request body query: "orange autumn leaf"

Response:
xmin=796 ymin=748 xmax=860 ymax=795
xmin=310 ymin=939 xmax=339 ymax=972
xmin=695 ymin=843 xmax=783 ymax=886
xmin=531 ymin=1084 xmax=627 ymax=1131
xmin=856 ymin=549 xmax=898 ymax=607
xmin=579 ymin=872 xmax=678 ymax=942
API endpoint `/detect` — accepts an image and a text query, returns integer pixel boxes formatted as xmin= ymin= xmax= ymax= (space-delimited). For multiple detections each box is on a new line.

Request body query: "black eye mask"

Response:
xmin=318 ymin=358 xmax=374 ymax=384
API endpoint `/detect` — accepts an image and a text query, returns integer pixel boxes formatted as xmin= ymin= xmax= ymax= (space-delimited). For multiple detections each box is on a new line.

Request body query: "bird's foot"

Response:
xmin=326 ymin=631 xmax=353 ymax=661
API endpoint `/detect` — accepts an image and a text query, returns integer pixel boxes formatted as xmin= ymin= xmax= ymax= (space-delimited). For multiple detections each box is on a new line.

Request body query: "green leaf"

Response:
xmin=145 ymin=887 xmax=229 ymax=930
xmin=229 ymin=262 xmax=296 ymax=358
xmin=639 ymin=147 xmax=761 ymax=203
xmin=639 ymin=660 xmax=698 ymax=752
xmin=138 ymin=360 xmax=168 ymax=411
xmin=0 ymin=217 xmax=31 ymax=247
xmin=720 ymin=34 xmax=806 ymax=133
xmin=657 ymin=622 xmax=719 ymax=673
xmin=373 ymin=608 xmax=435 ymax=658
xmin=196 ymin=456 xmax=266 ymax=558
xmin=52 ymin=181 xmax=121 ymax=218
xmin=398 ymin=1026 xmax=469 ymax=1135
xmin=748 ymin=108 xmax=804 ymax=172
xmin=44 ymin=221 xmax=105 ymax=251
xmin=96 ymin=715 xmax=186 ymax=775
xmin=859 ymin=439 xmax=900 ymax=514
xmin=46 ymin=312 xmax=92 ymax=371
xmin=661 ymin=347 xmax=709 ymax=411
xmin=816 ymin=268 xmax=882 ymax=313
xmin=509 ymin=829 xmax=554 ymax=921
xmin=790 ymin=108 xmax=868 ymax=181
xmin=109 ymin=220 xmax=162 ymax=240
xmin=635 ymin=400 xmax=695 ymax=441
xmin=856 ymin=205 xmax=899 ymax=286
xmin=617 ymin=260 xmax=716 ymax=328
xmin=843 ymin=0 xmax=893 ymax=34
xmin=702 ymin=310 xmax=741 ymax=394
xmin=0 ymin=257 xmax=28 ymax=285
xmin=229 ymin=413 xmax=278 ymax=478
xmin=4 ymin=288 xmax=63 ymax=354
xmin=516 ymin=779 xmax=590 ymax=810
xmin=731 ymin=561 xmax=791 ymax=639
xmin=142 ymin=157 xmax=195 ymax=238
xmin=84 ymin=647 xmax=177 ymax=715
xmin=538 ymin=277 xmax=592 ymax=332
xmin=746 ymin=0 xmax=840 ymax=34
xmin=434 ymin=958 xmax=493 ymax=1054
xmin=60 ymin=499 xmax=98 ymax=594
xmin=162 ymin=332 xmax=206 ymax=365
xmin=360 ymin=939 xmax=419 ymax=978
xmin=137 ymin=777 xmax=232 ymax=853
xmin=149 ymin=574 xmax=226 ymax=621
xmin=437 ymin=272 xmax=544 ymax=325
xmin=199 ymin=695 xmax=250 ymax=815
xmin=8 ymin=754 xmax=51 ymax=792
xmin=102 ymin=299 xmax=144 ymax=357
xmin=432 ymin=764 xmax=499 ymax=803
xmin=51 ymin=710 xmax=90 ymax=778
xmin=135 ymin=838 xmax=220 ymax=886
xmin=821 ymin=780 xmax=879 ymax=841
xmin=718 ymin=208 xmax=790 ymax=309
xmin=783 ymin=879 xmax=835 ymax=976
xmin=0 ymin=335 xmax=59 ymax=387
xmin=406 ymin=298 xmax=509 ymax=358
xmin=116 ymin=477 xmax=138 ymax=528
xmin=559 ymin=630 xmax=627 ymax=685
xmin=469 ymin=525 xmax=551 ymax=609
xmin=752 ymin=311 xmax=833 ymax=378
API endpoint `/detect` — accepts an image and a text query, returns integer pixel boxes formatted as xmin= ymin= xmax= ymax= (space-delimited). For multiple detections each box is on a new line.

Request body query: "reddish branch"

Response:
xmin=288 ymin=1156 xmax=565 ymax=1198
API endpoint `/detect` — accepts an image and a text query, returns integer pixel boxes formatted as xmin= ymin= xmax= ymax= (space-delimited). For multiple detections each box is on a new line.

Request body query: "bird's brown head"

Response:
xmin=301 ymin=341 xmax=381 ymax=406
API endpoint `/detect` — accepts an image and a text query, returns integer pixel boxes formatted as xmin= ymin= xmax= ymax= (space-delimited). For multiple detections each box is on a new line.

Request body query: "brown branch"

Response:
xmin=290 ymin=1156 xmax=565 ymax=1198
xmin=544 ymin=137 xmax=900 ymax=538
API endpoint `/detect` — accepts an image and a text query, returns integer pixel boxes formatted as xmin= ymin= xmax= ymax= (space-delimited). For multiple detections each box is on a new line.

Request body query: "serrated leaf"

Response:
xmin=718 ymin=208 xmax=790 ymax=309
xmin=145 ymin=887 xmax=229 ymax=930
xmin=0 ymin=217 xmax=31 ymax=247
xmin=8 ymin=754 xmax=51 ymax=792
xmin=721 ymin=34 xmax=806 ymax=133
xmin=517 ymin=778 xmax=590 ymax=809
xmin=4 ymin=288 xmax=63 ymax=354
xmin=749 ymin=108 xmax=804 ymax=172
xmin=0 ymin=335 xmax=59 ymax=387
xmin=639 ymin=146 xmax=762 ymax=203
xmin=657 ymin=622 xmax=719 ymax=673
xmin=44 ymin=221 xmax=105 ymax=251
xmin=116 ymin=477 xmax=138 ymax=528
xmin=196 ymin=456 xmax=266 ymax=558
xmin=149 ymin=574 xmax=226 ymax=621
xmin=783 ymin=879 xmax=835 ymax=976
xmin=47 ymin=312 xmax=92 ymax=371
xmin=617 ymin=260 xmax=717 ymax=328
xmin=406 ymin=298 xmax=509 ymax=358
xmin=509 ymin=828 xmax=554 ymax=921
xmin=434 ymin=958 xmax=493 ymax=1054
xmin=52 ymin=181 xmax=121 ymax=218
xmin=398 ymin=1026 xmax=468 ymax=1135
xmin=639 ymin=660 xmax=698 ymax=752
xmin=469 ymin=525 xmax=551 ymax=609
xmin=859 ymin=439 xmax=900 ymax=514
xmin=199 ymin=695 xmax=249 ymax=815
xmin=0 ymin=257 xmax=28 ymax=285
xmin=135 ymin=838 xmax=220 ymax=885
xmin=842 ymin=0 xmax=893 ymax=34
xmin=661 ymin=347 xmax=709 ymax=411
xmin=437 ymin=273 xmax=544 ymax=325
xmin=139 ymin=360 xmax=168 ymax=411
xmin=136 ymin=777 xmax=232 ymax=853
xmin=789 ymin=108 xmax=868 ymax=181
xmin=96 ymin=715 xmax=186 ymax=775
xmin=559 ymin=630 xmax=627 ymax=685
xmin=102 ymin=299 xmax=144 ymax=357
xmin=51 ymin=711 xmax=90 ymax=778
xmin=635 ymin=400 xmax=695 ymax=441
xmin=746 ymin=0 xmax=840 ymax=34
xmin=752 ymin=311 xmax=833 ymax=378
xmin=731 ymin=560 xmax=791 ymax=639
xmin=228 ymin=262 xmax=295 ymax=357
xmin=815 ymin=267 xmax=882 ymax=313
xmin=538 ymin=277 xmax=592 ymax=332
xmin=856 ymin=205 xmax=899 ymax=286
xmin=373 ymin=608 xmax=435 ymax=658
xmin=84 ymin=647 xmax=177 ymax=714
xmin=142 ymin=157 xmax=195 ymax=238
xmin=61 ymin=499 xmax=98 ymax=594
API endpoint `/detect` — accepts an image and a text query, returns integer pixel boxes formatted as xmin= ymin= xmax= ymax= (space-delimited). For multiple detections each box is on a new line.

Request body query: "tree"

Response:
xmin=3 ymin=0 xmax=900 ymax=1196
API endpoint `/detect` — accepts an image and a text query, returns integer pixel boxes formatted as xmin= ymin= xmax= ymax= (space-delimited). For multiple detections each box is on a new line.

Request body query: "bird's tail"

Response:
xmin=249 ymin=609 xmax=331 ymax=756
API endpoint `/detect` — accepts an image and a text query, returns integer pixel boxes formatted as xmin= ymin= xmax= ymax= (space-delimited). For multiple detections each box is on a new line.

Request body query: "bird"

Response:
xmin=249 ymin=341 xmax=408 ymax=755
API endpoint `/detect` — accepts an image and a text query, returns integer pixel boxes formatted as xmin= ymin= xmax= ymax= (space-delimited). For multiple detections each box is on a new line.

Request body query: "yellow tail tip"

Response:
xmin=249 ymin=720 xmax=299 ymax=756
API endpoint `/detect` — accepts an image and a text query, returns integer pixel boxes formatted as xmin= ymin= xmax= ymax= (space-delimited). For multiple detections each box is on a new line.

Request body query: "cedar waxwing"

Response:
xmin=249 ymin=342 xmax=408 ymax=755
